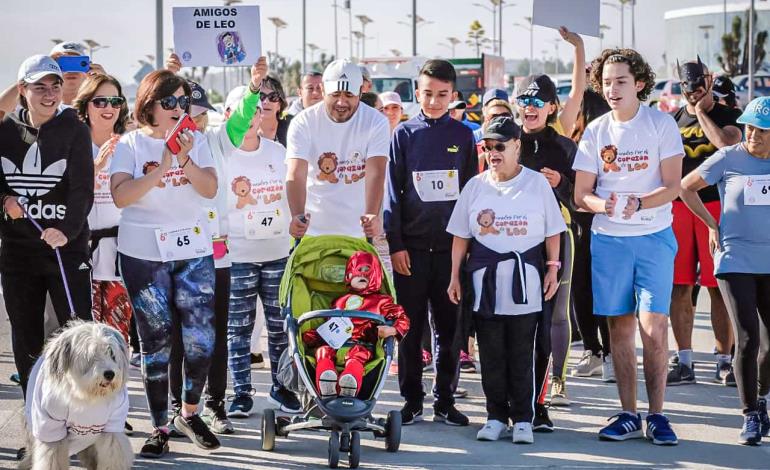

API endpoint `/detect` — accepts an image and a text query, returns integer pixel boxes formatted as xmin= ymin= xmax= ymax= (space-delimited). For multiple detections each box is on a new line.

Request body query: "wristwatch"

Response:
xmin=636 ymin=197 xmax=643 ymax=212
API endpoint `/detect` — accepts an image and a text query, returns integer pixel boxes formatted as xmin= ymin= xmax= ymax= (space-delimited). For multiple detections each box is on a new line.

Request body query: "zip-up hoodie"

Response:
xmin=385 ymin=111 xmax=478 ymax=253
xmin=0 ymin=107 xmax=93 ymax=269
xmin=519 ymin=125 xmax=577 ymax=210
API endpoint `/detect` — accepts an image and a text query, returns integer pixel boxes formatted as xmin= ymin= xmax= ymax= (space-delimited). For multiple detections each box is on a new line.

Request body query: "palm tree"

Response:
xmin=466 ymin=20 xmax=491 ymax=58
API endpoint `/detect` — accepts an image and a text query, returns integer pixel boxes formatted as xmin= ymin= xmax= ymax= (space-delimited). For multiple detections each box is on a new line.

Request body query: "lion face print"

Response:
xmin=142 ymin=161 xmax=166 ymax=188
xmin=600 ymin=145 xmax=621 ymax=173
xmin=231 ymin=176 xmax=258 ymax=209
xmin=476 ymin=209 xmax=501 ymax=236
xmin=317 ymin=152 xmax=340 ymax=183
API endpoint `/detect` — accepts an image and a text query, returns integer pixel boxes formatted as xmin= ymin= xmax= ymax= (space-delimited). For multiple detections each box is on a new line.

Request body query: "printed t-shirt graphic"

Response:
xmin=88 ymin=144 xmax=122 ymax=280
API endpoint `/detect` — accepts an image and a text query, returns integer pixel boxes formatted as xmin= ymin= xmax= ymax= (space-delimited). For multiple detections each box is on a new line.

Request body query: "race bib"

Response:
xmin=610 ymin=194 xmax=657 ymax=225
xmin=316 ymin=317 xmax=354 ymax=349
xmin=155 ymin=223 xmax=209 ymax=262
xmin=412 ymin=170 xmax=459 ymax=202
xmin=744 ymin=175 xmax=770 ymax=205
xmin=244 ymin=209 xmax=286 ymax=239
xmin=203 ymin=207 xmax=221 ymax=238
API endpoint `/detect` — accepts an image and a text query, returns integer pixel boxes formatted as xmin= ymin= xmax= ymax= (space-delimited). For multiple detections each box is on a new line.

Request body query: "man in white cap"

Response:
xmin=50 ymin=41 xmax=105 ymax=106
xmin=379 ymin=91 xmax=402 ymax=134
xmin=286 ymin=59 xmax=390 ymax=238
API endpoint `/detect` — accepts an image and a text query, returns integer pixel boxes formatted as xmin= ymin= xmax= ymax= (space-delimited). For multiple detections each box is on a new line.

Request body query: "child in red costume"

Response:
xmin=302 ymin=251 xmax=410 ymax=397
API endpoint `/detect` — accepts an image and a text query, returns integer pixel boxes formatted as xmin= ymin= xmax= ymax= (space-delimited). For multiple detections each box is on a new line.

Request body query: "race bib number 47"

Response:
xmin=744 ymin=175 xmax=770 ymax=205
xmin=317 ymin=317 xmax=354 ymax=349
xmin=245 ymin=209 xmax=286 ymax=239
xmin=155 ymin=224 xmax=209 ymax=262
xmin=412 ymin=170 xmax=459 ymax=202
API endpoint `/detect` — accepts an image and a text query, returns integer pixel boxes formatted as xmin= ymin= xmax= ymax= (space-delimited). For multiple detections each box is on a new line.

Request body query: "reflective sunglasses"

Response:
xmin=490 ymin=112 xmax=513 ymax=120
xmin=260 ymin=91 xmax=282 ymax=103
xmin=516 ymin=97 xmax=546 ymax=109
xmin=481 ymin=142 xmax=507 ymax=153
xmin=91 ymin=96 xmax=125 ymax=109
xmin=157 ymin=95 xmax=191 ymax=111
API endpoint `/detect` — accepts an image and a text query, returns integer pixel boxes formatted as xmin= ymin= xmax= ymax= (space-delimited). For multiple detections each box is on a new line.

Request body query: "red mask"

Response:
xmin=344 ymin=251 xmax=383 ymax=295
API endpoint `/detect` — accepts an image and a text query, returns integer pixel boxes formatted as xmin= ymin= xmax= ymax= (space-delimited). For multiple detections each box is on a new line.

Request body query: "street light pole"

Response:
xmin=302 ymin=0 xmax=306 ymax=73
xmin=333 ymin=0 xmax=339 ymax=58
xmin=699 ymin=25 xmax=714 ymax=63
xmin=345 ymin=0 xmax=353 ymax=58
xmin=514 ymin=18 xmax=533 ymax=75
xmin=155 ymin=0 xmax=163 ymax=69
xmin=749 ymin=0 xmax=755 ymax=101
xmin=355 ymin=15 xmax=373 ymax=58
xmin=630 ymin=0 xmax=636 ymax=49
xmin=412 ymin=0 xmax=417 ymax=56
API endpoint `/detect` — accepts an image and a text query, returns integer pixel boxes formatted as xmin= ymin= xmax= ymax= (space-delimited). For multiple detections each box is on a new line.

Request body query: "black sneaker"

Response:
xmin=124 ymin=421 xmax=134 ymax=436
xmin=724 ymin=368 xmax=737 ymax=387
xmin=758 ymin=398 xmax=770 ymax=437
xmin=202 ymin=400 xmax=234 ymax=435
xmin=251 ymin=352 xmax=265 ymax=369
xmin=400 ymin=402 xmax=424 ymax=425
xmin=140 ymin=429 xmax=170 ymax=458
xmin=268 ymin=386 xmax=302 ymax=413
xmin=533 ymin=404 xmax=554 ymax=433
xmin=433 ymin=404 xmax=469 ymax=426
xmin=173 ymin=414 xmax=221 ymax=450
xmin=227 ymin=394 xmax=254 ymax=418
xmin=715 ymin=361 xmax=736 ymax=386
xmin=666 ymin=363 xmax=696 ymax=385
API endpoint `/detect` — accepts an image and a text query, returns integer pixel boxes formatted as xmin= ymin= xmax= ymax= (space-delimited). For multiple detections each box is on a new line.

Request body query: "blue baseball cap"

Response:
xmin=738 ymin=97 xmax=770 ymax=130
xmin=483 ymin=88 xmax=509 ymax=106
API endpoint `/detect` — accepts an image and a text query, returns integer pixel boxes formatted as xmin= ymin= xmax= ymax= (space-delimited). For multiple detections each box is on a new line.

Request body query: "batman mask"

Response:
xmin=677 ymin=57 xmax=707 ymax=93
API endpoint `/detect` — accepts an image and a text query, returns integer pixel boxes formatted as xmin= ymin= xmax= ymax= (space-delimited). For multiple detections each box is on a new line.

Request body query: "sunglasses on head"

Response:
xmin=517 ymin=97 xmax=546 ymax=108
xmin=158 ymin=95 xmax=191 ymax=111
xmin=91 ymin=96 xmax=125 ymax=109
xmin=481 ymin=142 xmax=507 ymax=153
xmin=260 ymin=91 xmax=282 ymax=103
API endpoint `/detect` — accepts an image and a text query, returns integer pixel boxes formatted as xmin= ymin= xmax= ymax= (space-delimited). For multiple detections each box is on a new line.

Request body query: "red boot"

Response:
xmin=315 ymin=346 xmax=338 ymax=398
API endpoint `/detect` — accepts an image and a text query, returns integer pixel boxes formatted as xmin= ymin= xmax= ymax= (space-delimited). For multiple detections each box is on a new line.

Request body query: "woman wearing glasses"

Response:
xmin=110 ymin=70 xmax=219 ymax=458
xmin=257 ymin=75 xmax=291 ymax=146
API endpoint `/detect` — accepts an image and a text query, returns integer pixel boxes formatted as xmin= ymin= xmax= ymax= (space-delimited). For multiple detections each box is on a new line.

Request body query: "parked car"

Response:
xmin=733 ymin=72 xmax=770 ymax=108
xmin=657 ymin=80 xmax=684 ymax=113
xmin=555 ymin=84 xmax=571 ymax=104
xmin=647 ymin=78 xmax=669 ymax=108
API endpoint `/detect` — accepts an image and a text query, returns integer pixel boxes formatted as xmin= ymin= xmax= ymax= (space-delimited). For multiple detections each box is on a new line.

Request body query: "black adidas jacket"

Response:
xmin=519 ymin=125 xmax=577 ymax=210
xmin=0 ymin=107 xmax=93 ymax=270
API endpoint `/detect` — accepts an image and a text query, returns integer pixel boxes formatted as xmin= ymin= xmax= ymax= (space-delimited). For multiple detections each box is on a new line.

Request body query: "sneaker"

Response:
xmin=715 ymin=361 xmax=732 ymax=384
xmin=250 ymin=352 xmax=265 ymax=369
xmin=129 ymin=353 xmax=141 ymax=368
xmin=666 ymin=363 xmax=696 ymax=386
xmin=319 ymin=369 xmax=338 ymax=398
xmin=453 ymin=387 xmax=469 ymax=399
xmin=645 ymin=413 xmax=678 ymax=445
xmin=550 ymin=377 xmax=570 ymax=407
xmin=758 ymin=398 xmax=770 ymax=437
xmin=459 ymin=351 xmax=477 ymax=373
xmin=433 ymin=404 xmax=469 ymax=426
xmin=227 ymin=394 xmax=254 ymax=418
xmin=338 ymin=374 xmax=358 ymax=397
xmin=477 ymin=420 xmax=509 ymax=441
xmin=173 ymin=414 xmax=221 ymax=450
xmin=268 ymin=386 xmax=302 ymax=413
xmin=724 ymin=369 xmax=737 ymax=387
xmin=140 ymin=429 xmax=170 ymax=458
xmin=739 ymin=412 xmax=762 ymax=446
xmin=512 ymin=422 xmax=534 ymax=444
xmin=10 ymin=373 xmax=20 ymax=385
xmin=573 ymin=350 xmax=602 ymax=377
xmin=422 ymin=350 xmax=433 ymax=371
xmin=533 ymin=404 xmax=554 ymax=432
xmin=167 ymin=406 xmax=185 ymax=438
xmin=602 ymin=354 xmax=616 ymax=383
xmin=124 ymin=421 xmax=134 ymax=436
xmin=400 ymin=402 xmax=424 ymax=425
xmin=669 ymin=351 xmax=679 ymax=366
xmin=202 ymin=400 xmax=234 ymax=435
xmin=598 ymin=412 xmax=643 ymax=441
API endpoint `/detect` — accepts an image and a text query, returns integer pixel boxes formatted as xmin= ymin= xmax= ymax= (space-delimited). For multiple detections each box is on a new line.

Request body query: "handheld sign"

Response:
xmin=532 ymin=0 xmax=601 ymax=37
xmin=172 ymin=5 xmax=262 ymax=67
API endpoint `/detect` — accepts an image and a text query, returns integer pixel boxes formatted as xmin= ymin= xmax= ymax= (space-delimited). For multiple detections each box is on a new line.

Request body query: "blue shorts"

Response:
xmin=591 ymin=227 xmax=677 ymax=316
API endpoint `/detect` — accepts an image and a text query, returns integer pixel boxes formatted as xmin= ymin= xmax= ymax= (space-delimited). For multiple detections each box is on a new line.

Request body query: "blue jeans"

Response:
xmin=228 ymin=258 xmax=288 ymax=395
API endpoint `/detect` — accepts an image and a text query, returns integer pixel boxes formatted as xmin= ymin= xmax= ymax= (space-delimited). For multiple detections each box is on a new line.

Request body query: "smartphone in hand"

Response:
xmin=165 ymin=113 xmax=197 ymax=154
xmin=56 ymin=56 xmax=90 ymax=73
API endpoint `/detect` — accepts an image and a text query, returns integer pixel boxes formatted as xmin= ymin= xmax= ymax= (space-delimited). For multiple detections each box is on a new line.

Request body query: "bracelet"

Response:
xmin=249 ymin=82 xmax=261 ymax=94
xmin=636 ymin=197 xmax=643 ymax=212
xmin=180 ymin=156 xmax=191 ymax=169
xmin=546 ymin=260 xmax=562 ymax=270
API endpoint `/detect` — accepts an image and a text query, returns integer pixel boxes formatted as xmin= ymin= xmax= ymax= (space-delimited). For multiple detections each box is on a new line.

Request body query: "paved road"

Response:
xmin=0 ymin=293 xmax=768 ymax=469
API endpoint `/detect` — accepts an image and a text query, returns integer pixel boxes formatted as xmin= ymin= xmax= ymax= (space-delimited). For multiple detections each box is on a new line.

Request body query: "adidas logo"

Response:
xmin=523 ymin=82 xmax=540 ymax=96
xmin=339 ymin=73 xmax=348 ymax=79
xmin=1 ymin=143 xmax=67 ymax=197
xmin=78 ymin=262 xmax=90 ymax=271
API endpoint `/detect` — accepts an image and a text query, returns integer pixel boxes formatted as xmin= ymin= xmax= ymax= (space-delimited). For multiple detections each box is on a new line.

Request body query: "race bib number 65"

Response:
xmin=155 ymin=223 xmax=209 ymax=262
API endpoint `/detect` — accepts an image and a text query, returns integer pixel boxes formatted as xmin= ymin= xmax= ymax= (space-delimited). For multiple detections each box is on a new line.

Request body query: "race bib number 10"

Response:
xmin=412 ymin=170 xmax=459 ymax=202
xmin=155 ymin=223 xmax=209 ymax=262
xmin=744 ymin=175 xmax=770 ymax=205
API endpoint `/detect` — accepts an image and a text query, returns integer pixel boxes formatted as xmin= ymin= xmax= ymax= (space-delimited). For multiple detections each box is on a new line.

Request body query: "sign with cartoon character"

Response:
xmin=172 ymin=6 xmax=262 ymax=67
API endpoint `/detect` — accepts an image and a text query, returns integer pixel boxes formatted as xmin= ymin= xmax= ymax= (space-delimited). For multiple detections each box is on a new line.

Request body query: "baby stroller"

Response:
xmin=261 ymin=235 xmax=402 ymax=468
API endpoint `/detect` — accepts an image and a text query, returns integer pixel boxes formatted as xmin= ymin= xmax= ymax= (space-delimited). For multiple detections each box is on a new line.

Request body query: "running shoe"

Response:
xmin=758 ymin=398 xmax=770 ymax=437
xmin=602 ymin=354 xmax=616 ymax=383
xmin=250 ymin=352 xmax=265 ymax=369
xmin=140 ymin=429 xmax=170 ymax=458
xmin=167 ymin=405 xmax=184 ymax=438
xmin=227 ymin=394 xmax=254 ymax=418
xmin=477 ymin=420 xmax=509 ymax=441
xmin=572 ymin=350 xmax=602 ymax=377
xmin=550 ymin=377 xmax=570 ymax=407
xmin=268 ymin=386 xmax=302 ymax=413
xmin=645 ymin=413 xmax=678 ymax=445
xmin=533 ymin=404 xmax=554 ymax=432
xmin=400 ymin=402 xmax=424 ymax=425
xmin=202 ymin=400 xmax=234 ymax=435
xmin=453 ymin=386 xmax=469 ymax=399
xmin=459 ymin=351 xmax=477 ymax=373
xmin=667 ymin=363 xmax=696 ymax=385
xmin=123 ymin=421 xmax=134 ymax=436
xmin=512 ymin=422 xmax=534 ymax=444
xmin=598 ymin=412 xmax=643 ymax=441
xmin=739 ymin=412 xmax=762 ymax=446
xmin=173 ymin=414 xmax=221 ymax=450
xmin=669 ymin=351 xmax=679 ymax=366
xmin=433 ymin=404 xmax=469 ymax=426
xmin=129 ymin=353 xmax=141 ymax=368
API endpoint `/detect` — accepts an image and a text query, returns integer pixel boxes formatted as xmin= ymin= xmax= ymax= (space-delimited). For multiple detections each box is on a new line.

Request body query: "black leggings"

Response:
xmin=717 ymin=273 xmax=770 ymax=414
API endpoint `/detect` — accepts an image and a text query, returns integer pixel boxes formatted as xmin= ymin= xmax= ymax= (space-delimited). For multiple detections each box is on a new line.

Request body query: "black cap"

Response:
xmin=482 ymin=116 xmax=521 ymax=142
xmin=187 ymin=80 xmax=216 ymax=113
xmin=712 ymin=75 xmax=735 ymax=98
xmin=516 ymin=75 xmax=557 ymax=103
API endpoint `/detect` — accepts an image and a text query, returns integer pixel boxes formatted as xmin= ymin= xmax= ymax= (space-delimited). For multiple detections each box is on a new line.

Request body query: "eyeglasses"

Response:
xmin=481 ymin=142 xmax=507 ymax=153
xmin=490 ymin=112 xmax=513 ymax=119
xmin=157 ymin=95 xmax=191 ymax=111
xmin=91 ymin=96 xmax=125 ymax=109
xmin=516 ymin=97 xmax=546 ymax=109
xmin=260 ymin=91 xmax=282 ymax=103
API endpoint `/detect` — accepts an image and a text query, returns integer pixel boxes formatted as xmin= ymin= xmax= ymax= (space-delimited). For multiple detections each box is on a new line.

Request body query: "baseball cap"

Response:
xmin=379 ymin=91 xmax=402 ymax=107
xmin=17 ymin=55 xmax=63 ymax=83
xmin=224 ymin=85 xmax=249 ymax=112
xmin=188 ymin=80 xmax=216 ymax=117
xmin=737 ymin=96 xmax=770 ymax=130
xmin=359 ymin=65 xmax=372 ymax=82
xmin=482 ymin=116 xmax=521 ymax=142
xmin=483 ymin=88 xmax=509 ymax=106
xmin=448 ymin=100 xmax=467 ymax=110
xmin=323 ymin=59 xmax=364 ymax=95
xmin=50 ymin=41 xmax=88 ymax=57
xmin=516 ymin=75 xmax=557 ymax=103
xmin=712 ymin=75 xmax=736 ymax=98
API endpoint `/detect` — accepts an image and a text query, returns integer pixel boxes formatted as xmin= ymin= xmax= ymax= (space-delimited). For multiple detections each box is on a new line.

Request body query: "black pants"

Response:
xmin=572 ymin=212 xmax=610 ymax=356
xmin=129 ymin=314 xmax=140 ymax=352
xmin=2 ymin=255 xmax=93 ymax=396
xmin=717 ymin=273 xmax=770 ymax=414
xmin=396 ymin=249 xmax=459 ymax=408
xmin=476 ymin=312 xmax=538 ymax=424
xmin=170 ymin=267 xmax=230 ymax=405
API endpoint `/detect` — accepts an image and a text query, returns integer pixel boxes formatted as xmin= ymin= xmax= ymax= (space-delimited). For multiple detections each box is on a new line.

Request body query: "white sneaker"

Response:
xmin=476 ymin=420 xmax=509 ymax=441
xmin=512 ymin=422 xmax=534 ymax=444
xmin=550 ymin=377 xmax=570 ymax=407
xmin=572 ymin=350 xmax=603 ymax=377
xmin=338 ymin=373 xmax=358 ymax=397
xmin=319 ymin=370 xmax=338 ymax=397
xmin=602 ymin=354 xmax=616 ymax=383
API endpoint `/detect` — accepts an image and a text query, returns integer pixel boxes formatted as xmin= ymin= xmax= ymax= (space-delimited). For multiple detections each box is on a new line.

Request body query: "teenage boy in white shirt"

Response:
xmin=573 ymin=49 xmax=684 ymax=446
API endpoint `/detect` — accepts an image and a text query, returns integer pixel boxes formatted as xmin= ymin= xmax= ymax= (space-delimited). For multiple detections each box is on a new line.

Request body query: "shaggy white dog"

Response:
xmin=19 ymin=321 xmax=134 ymax=470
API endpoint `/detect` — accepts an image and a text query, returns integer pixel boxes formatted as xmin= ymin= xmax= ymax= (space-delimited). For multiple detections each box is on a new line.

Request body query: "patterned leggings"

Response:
xmin=120 ymin=254 xmax=216 ymax=428
xmin=91 ymin=280 xmax=133 ymax=343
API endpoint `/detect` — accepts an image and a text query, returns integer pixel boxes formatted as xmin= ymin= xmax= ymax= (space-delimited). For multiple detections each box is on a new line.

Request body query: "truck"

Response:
xmin=449 ymin=54 xmax=505 ymax=122
xmin=360 ymin=56 xmax=426 ymax=121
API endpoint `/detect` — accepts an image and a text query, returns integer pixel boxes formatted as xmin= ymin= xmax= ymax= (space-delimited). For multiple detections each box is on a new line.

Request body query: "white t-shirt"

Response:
xmin=25 ymin=357 xmax=128 ymax=455
xmin=110 ymin=130 xmax=216 ymax=261
xmin=572 ymin=104 xmax=684 ymax=236
xmin=286 ymin=102 xmax=390 ymax=237
xmin=225 ymin=138 xmax=292 ymax=263
xmin=447 ymin=169 xmax=566 ymax=316
xmin=88 ymin=143 xmax=122 ymax=281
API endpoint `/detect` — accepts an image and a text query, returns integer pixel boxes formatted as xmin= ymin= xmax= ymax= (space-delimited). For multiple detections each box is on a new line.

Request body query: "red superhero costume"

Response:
xmin=302 ymin=251 xmax=409 ymax=398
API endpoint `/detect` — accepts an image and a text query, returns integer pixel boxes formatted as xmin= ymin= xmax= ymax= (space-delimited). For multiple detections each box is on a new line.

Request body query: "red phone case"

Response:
xmin=165 ymin=113 xmax=198 ymax=154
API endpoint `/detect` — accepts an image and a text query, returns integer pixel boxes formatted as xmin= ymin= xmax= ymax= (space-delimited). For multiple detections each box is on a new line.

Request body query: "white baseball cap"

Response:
xmin=225 ymin=85 xmax=250 ymax=112
xmin=379 ymin=91 xmax=402 ymax=107
xmin=50 ymin=41 xmax=88 ymax=56
xmin=17 ymin=55 xmax=63 ymax=83
xmin=322 ymin=59 xmax=363 ymax=95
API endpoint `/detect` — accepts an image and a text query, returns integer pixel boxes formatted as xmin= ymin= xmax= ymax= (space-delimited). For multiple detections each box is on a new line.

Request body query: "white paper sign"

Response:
xmin=172 ymin=5 xmax=262 ymax=67
xmin=412 ymin=170 xmax=459 ymax=202
xmin=744 ymin=175 xmax=770 ymax=205
xmin=610 ymin=193 xmax=657 ymax=225
xmin=532 ymin=0 xmax=601 ymax=37
xmin=317 ymin=317 xmax=354 ymax=350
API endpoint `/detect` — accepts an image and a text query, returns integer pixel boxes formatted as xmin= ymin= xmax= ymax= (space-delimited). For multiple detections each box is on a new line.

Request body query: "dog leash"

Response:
xmin=17 ymin=196 xmax=77 ymax=318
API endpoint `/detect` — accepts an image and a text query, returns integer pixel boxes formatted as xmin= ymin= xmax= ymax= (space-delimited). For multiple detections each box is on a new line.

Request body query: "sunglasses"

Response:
xmin=516 ymin=97 xmax=546 ymax=109
xmin=157 ymin=95 xmax=191 ymax=111
xmin=490 ymin=112 xmax=513 ymax=120
xmin=481 ymin=142 xmax=507 ymax=153
xmin=260 ymin=91 xmax=282 ymax=103
xmin=91 ymin=96 xmax=125 ymax=109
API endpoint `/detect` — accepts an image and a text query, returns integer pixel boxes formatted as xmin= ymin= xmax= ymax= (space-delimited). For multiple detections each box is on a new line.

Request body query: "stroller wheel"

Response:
xmin=348 ymin=431 xmax=361 ymax=469
xmin=261 ymin=409 xmax=276 ymax=451
xmin=385 ymin=410 xmax=402 ymax=452
xmin=328 ymin=431 xmax=340 ymax=468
